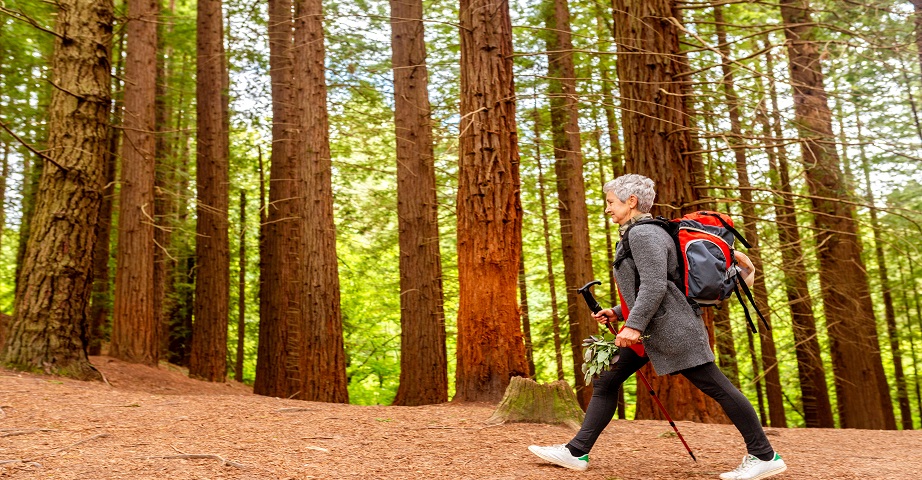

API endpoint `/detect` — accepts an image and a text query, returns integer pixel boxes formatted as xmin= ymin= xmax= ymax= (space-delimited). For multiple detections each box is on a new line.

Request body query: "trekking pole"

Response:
xmin=578 ymin=281 xmax=697 ymax=463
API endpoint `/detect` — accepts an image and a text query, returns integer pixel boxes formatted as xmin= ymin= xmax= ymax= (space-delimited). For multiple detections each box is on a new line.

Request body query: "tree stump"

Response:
xmin=486 ymin=376 xmax=585 ymax=430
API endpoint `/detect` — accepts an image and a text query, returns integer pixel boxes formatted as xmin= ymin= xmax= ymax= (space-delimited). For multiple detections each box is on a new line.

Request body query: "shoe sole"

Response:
xmin=749 ymin=465 xmax=787 ymax=480
xmin=527 ymin=446 xmax=588 ymax=471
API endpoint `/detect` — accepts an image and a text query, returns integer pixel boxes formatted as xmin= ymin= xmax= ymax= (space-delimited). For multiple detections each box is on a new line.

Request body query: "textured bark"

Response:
xmin=87 ymin=111 xmax=118 ymax=356
xmin=110 ymin=0 xmax=159 ymax=366
xmin=255 ymin=0 xmax=299 ymax=398
xmin=15 ymin=151 xmax=40 ymax=295
xmin=713 ymin=6 xmax=785 ymax=427
xmin=154 ymin=1 xmax=177 ymax=358
xmin=758 ymin=45 xmax=833 ymax=428
xmin=454 ymin=0 xmax=529 ymax=403
xmin=857 ymin=118 xmax=912 ymax=430
xmin=389 ymin=0 xmax=449 ymax=406
xmin=292 ymin=0 xmax=348 ymax=403
xmin=2 ymin=0 xmax=112 ymax=380
xmin=779 ymin=0 xmax=895 ymax=429
xmin=533 ymin=112 xmax=565 ymax=382
xmin=235 ymin=190 xmax=247 ymax=382
xmin=613 ymin=0 xmax=726 ymax=423
xmin=189 ymin=0 xmax=230 ymax=382
xmin=543 ymin=0 xmax=595 ymax=409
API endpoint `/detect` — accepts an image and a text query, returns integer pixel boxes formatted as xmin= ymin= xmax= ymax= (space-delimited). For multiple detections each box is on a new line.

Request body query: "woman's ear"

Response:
xmin=628 ymin=195 xmax=638 ymax=209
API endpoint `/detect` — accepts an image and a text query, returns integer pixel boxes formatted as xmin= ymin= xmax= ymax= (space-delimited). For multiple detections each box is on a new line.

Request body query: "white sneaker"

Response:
xmin=527 ymin=444 xmax=589 ymax=471
xmin=720 ymin=453 xmax=787 ymax=480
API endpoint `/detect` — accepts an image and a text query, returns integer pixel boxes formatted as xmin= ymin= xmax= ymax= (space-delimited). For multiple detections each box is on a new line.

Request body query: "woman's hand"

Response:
xmin=592 ymin=309 xmax=616 ymax=325
xmin=615 ymin=327 xmax=642 ymax=347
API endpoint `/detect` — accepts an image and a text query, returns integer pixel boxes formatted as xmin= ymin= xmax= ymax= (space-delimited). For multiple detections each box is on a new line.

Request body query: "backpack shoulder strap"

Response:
xmin=613 ymin=217 xmax=672 ymax=268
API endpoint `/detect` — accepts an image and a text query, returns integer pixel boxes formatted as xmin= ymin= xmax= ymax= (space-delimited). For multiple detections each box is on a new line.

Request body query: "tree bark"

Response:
xmin=110 ymin=0 xmax=159 ymax=366
xmin=543 ymin=0 xmax=596 ymax=410
xmin=454 ymin=0 xmax=529 ymax=402
xmin=389 ymin=0 xmax=449 ymax=405
xmin=533 ymin=111 xmax=565 ymax=382
xmin=235 ymin=189 xmax=247 ymax=382
xmin=713 ymin=5 xmax=785 ymax=427
xmin=255 ymin=0 xmax=300 ymax=398
xmin=154 ymin=0 xmax=177 ymax=359
xmin=856 ymin=116 xmax=912 ymax=429
xmin=779 ymin=0 xmax=895 ymax=429
xmin=292 ymin=0 xmax=349 ymax=403
xmin=189 ymin=0 xmax=230 ymax=382
xmin=2 ymin=0 xmax=112 ymax=380
xmin=612 ymin=0 xmax=727 ymax=423
xmin=757 ymin=44 xmax=834 ymax=428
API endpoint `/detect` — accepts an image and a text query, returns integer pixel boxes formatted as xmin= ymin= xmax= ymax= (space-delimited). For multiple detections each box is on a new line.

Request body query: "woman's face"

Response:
xmin=605 ymin=190 xmax=636 ymax=226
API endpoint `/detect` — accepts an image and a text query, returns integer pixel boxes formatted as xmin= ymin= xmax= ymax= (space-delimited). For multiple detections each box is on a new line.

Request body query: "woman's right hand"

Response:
xmin=592 ymin=309 xmax=616 ymax=325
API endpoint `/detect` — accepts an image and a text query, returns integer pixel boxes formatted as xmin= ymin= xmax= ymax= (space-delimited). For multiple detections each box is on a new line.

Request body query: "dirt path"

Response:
xmin=1 ymin=357 xmax=920 ymax=479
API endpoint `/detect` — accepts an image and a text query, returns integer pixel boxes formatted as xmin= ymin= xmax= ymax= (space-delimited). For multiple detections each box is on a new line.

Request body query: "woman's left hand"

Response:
xmin=615 ymin=327 xmax=642 ymax=348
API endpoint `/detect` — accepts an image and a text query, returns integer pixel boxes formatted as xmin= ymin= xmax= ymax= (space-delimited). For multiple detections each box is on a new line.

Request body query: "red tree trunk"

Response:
xmin=544 ymin=0 xmax=596 ymax=409
xmin=389 ymin=0 xmax=449 ymax=406
xmin=293 ymin=0 xmax=349 ymax=403
xmin=454 ymin=0 xmax=529 ymax=403
xmin=110 ymin=0 xmax=159 ymax=366
xmin=779 ymin=0 xmax=895 ymax=429
xmin=612 ymin=0 xmax=727 ymax=423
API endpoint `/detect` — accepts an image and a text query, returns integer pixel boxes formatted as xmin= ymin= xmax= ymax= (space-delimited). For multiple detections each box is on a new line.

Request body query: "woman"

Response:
xmin=528 ymin=174 xmax=787 ymax=480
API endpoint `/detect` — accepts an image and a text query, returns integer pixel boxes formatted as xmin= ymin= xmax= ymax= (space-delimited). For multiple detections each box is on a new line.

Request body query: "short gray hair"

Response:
xmin=602 ymin=174 xmax=656 ymax=213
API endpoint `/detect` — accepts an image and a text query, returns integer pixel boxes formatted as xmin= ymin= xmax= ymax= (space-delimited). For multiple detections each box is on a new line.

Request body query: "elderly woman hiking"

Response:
xmin=528 ymin=174 xmax=787 ymax=480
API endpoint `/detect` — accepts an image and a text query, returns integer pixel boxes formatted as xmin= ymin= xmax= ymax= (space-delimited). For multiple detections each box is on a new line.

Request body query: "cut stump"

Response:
xmin=486 ymin=376 xmax=585 ymax=430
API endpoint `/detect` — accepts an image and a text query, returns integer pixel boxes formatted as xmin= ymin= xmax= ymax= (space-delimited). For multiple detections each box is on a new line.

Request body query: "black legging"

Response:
xmin=568 ymin=347 xmax=773 ymax=458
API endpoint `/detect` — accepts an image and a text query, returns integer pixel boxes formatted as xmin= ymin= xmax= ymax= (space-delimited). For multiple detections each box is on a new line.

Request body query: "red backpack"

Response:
xmin=614 ymin=211 xmax=768 ymax=333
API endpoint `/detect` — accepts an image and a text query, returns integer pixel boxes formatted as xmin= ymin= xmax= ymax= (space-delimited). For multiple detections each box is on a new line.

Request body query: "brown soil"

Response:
xmin=1 ymin=356 xmax=920 ymax=479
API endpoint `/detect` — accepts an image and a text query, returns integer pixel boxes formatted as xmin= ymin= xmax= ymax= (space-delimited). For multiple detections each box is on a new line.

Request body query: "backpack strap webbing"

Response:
xmin=697 ymin=212 xmax=752 ymax=249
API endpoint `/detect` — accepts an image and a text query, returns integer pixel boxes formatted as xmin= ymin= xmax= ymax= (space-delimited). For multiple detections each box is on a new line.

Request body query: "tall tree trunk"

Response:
xmin=255 ymin=0 xmax=300 ymax=398
xmin=757 ymin=43 xmax=834 ymax=428
xmin=154 ymin=0 xmax=177 ymax=359
xmin=543 ymin=0 xmax=595 ymax=409
xmin=454 ymin=0 xmax=529 ymax=402
xmin=165 ymin=121 xmax=195 ymax=366
xmin=713 ymin=5 xmax=785 ymax=427
xmin=2 ymin=0 xmax=113 ymax=379
xmin=389 ymin=0 xmax=449 ymax=405
xmin=292 ymin=0 xmax=348 ymax=402
xmin=189 ymin=0 xmax=230 ymax=382
xmin=519 ymin=254 xmax=536 ymax=378
xmin=88 ymin=25 xmax=126 ymax=357
xmin=899 ymin=257 xmax=922 ymax=429
xmin=613 ymin=0 xmax=727 ymax=423
xmin=110 ymin=0 xmax=159 ymax=366
xmin=0 ymin=143 xmax=8 ymax=267
xmin=856 ymin=116 xmax=912 ymax=429
xmin=592 ymin=107 xmax=626 ymax=419
xmin=235 ymin=189 xmax=247 ymax=382
xmin=533 ymin=110 xmax=565 ymax=382
xmin=779 ymin=0 xmax=895 ymax=429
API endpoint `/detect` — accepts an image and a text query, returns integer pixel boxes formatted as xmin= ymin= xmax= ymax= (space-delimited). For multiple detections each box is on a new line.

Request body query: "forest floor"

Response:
xmin=1 ymin=357 xmax=921 ymax=479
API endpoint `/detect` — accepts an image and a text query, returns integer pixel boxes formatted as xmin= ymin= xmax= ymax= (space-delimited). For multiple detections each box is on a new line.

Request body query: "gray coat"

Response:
xmin=614 ymin=223 xmax=714 ymax=375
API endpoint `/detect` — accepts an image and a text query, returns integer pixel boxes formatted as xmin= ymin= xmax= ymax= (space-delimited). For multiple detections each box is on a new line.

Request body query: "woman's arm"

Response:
xmin=622 ymin=225 xmax=671 ymax=333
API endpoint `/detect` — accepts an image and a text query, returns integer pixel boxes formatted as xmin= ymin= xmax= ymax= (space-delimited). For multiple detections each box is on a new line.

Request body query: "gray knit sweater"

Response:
xmin=614 ymin=223 xmax=714 ymax=375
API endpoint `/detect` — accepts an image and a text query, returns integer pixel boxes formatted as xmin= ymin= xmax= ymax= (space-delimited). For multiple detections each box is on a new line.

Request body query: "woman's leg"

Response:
xmin=680 ymin=362 xmax=773 ymax=458
xmin=568 ymin=347 xmax=649 ymax=453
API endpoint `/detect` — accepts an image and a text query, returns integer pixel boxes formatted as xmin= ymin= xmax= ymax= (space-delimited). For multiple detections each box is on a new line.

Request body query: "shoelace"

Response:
xmin=731 ymin=455 xmax=760 ymax=473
